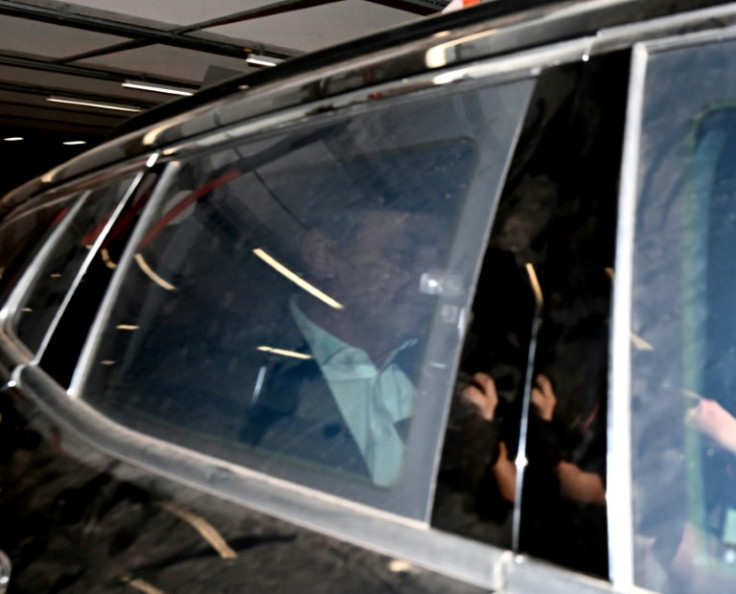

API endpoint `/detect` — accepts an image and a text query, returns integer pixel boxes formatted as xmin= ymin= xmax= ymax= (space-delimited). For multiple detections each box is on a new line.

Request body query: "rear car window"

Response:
xmin=432 ymin=53 xmax=627 ymax=578
xmin=74 ymin=78 xmax=534 ymax=518
xmin=627 ymin=35 xmax=736 ymax=592
xmin=11 ymin=175 xmax=141 ymax=354
xmin=0 ymin=192 xmax=80 ymax=308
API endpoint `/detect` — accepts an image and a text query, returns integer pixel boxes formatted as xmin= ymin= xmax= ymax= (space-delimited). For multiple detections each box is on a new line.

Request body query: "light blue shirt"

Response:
xmin=291 ymin=301 xmax=415 ymax=487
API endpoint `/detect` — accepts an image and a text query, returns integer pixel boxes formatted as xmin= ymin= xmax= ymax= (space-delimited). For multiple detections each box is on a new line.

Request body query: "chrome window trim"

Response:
xmin=607 ymin=41 xmax=647 ymax=592
xmin=132 ymin=1 xmax=736 ymax=154
xmin=0 ymin=154 xmax=154 ymax=348
xmin=0 ymin=192 xmax=85 ymax=230
xmin=0 ymin=153 xmax=157 ymax=368
xmin=33 ymin=170 xmax=148 ymax=363
xmin=634 ymin=14 xmax=736 ymax=52
xmin=158 ymin=69 xmax=538 ymax=163
xmin=68 ymin=158 xmax=178 ymax=397
xmin=0 ymin=154 xmax=153 ymax=232
xmin=16 ymin=359 xmax=621 ymax=593
xmin=592 ymin=2 xmax=736 ymax=54
xmin=0 ymin=191 xmax=90 ymax=362
xmin=12 ymin=2 xmax=736 ymax=197
xmin=30 ymin=156 xmax=152 ymax=204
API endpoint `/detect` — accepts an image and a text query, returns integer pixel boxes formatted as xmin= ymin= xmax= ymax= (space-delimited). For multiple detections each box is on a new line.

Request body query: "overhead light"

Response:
xmin=122 ymin=80 xmax=194 ymax=97
xmin=47 ymin=96 xmax=142 ymax=113
xmin=246 ymin=55 xmax=282 ymax=68
xmin=63 ymin=140 xmax=87 ymax=146
xmin=3 ymin=137 xmax=23 ymax=141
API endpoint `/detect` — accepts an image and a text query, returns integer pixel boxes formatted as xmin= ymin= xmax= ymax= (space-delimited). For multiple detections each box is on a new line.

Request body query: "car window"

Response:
xmin=0 ymin=192 xmax=81 ymax=308
xmin=626 ymin=36 xmax=736 ymax=592
xmin=38 ymin=173 xmax=160 ymax=387
xmin=11 ymin=175 xmax=142 ymax=355
xmin=74 ymin=79 xmax=534 ymax=518
xmin=433 ymin=53 xmax=627 ymax=578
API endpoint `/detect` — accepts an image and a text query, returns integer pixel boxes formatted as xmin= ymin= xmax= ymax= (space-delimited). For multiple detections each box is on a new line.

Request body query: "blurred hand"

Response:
xmin=462 ymin=372 xmax=498 ymax=421
xmin=496 ymin=440 xmax=510 ymax=463
xmin=531 ymin=374 xmax=556 ymax=421
xmin=492 ymin=440 xmax=516 ymax=502
xmin=687 ymin=397 xmax=736 ymax=454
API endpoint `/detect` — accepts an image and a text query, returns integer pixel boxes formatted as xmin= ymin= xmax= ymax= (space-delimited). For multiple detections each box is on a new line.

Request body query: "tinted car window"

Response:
xmin=0 ymin=192 xmax=80 ymax=307
xmin=75 ymin=79 xmax=534 ymax=518
xmin=40 ymin=173 xmax=159 ymax=387
xmin=13 ymin=175 xmax=140 ymax=354
xmin=433 ymin=54 xmax=626 ymax=578
xmin=627 ymin=36 xmax=736 ymax=592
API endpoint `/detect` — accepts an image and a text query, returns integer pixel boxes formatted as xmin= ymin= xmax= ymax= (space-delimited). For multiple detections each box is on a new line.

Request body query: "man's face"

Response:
xmin=331 ymin=209 xmax=449 ymax=349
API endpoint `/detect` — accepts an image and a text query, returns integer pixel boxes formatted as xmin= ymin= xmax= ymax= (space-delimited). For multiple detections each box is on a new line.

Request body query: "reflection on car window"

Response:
xmin=0 ymin=192 xmax=79 ymax=307
xmin=13 ymin=176 xmax=139 ymax=354
xmin=433 ymin=54 xmax=626 ymax=577
xmin=77 ymin=79 xmax=534 ymax=517
xmin=629 ymin=38 xmax=736 ymax=593
xmin=41 ymin=173 xmax=159 ymax=387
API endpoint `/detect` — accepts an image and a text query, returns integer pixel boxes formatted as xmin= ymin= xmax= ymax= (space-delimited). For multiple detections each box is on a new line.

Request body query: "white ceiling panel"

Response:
xmin=0 ymin=65 xmax=171 ymax=104
xmin=0 ymin=14 xmax=130 ymax=59
xmin=204 ymin=0 xmax=417 ymax=53
xmin=75 ymin=44 xmax=255 ymax=85
xmin=61 ymin=0 xmax=280 ymax=28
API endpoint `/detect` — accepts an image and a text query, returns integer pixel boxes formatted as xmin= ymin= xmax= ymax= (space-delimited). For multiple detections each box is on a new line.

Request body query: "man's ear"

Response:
xmin=302 ymin=229 xmax=340 ymax=280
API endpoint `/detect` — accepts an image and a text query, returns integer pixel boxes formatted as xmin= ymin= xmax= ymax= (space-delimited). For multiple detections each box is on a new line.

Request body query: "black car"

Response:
xmin=3 ymin=0 xmax=736 ymax=591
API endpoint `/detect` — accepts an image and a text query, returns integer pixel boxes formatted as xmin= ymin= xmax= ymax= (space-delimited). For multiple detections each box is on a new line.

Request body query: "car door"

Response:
xmin=612 ymin=25 xmax=736 ymax=593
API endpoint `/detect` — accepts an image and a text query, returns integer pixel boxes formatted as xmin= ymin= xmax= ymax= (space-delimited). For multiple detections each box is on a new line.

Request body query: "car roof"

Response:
xmin=0 ymin=0 xmax=730 ymax=212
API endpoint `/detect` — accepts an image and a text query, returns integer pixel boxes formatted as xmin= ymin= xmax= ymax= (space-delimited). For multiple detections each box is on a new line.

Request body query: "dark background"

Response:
xmin=0 ymin=125 xmax=105 ymax=199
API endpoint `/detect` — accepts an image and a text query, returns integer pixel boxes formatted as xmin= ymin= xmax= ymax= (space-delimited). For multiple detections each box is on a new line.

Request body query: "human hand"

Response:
xmin=531 ymin=374 xmax=556 ymax=421
xmin=492 ymin=440 xmax=517 ymax=502
xmin=461 ymin=372 xmax=498 ymax=421
xmin=686 ymin=397 xmax=736 ymax=454
xmin=495 ymin=440 xmax=510 ymax=464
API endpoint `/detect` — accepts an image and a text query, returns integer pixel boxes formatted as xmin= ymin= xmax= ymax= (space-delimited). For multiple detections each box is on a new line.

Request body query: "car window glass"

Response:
xmin=0 ymin=192 xmax=80 ymax=306
xmin=76 ymin=79 xmax=534 ymax=518
xmin=40 ymin=173 xmax=159 ymax=387
xmin=628 ymin=37 xmax=736 ymax=592
xmin=433 ymin=54 xmax=627 ymax=578
xmin=13 ymin=175 xmax=140 ymax=354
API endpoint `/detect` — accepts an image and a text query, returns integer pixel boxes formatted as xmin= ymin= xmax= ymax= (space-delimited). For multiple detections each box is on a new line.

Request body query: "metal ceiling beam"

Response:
xmin=58 ymin=39 xmax=166 ymax=66
xmin=174 ymin=0 xmax=440 ymax=33
xmin=0 ymin=0 xmax=294 ymax=59
xmin=175 ymin=0 xmax=348 ymax=31
xmin=0 ymin=54 xmax=197 ymax=90
xmin=366 ymin=0 xmax=443 ymax=15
